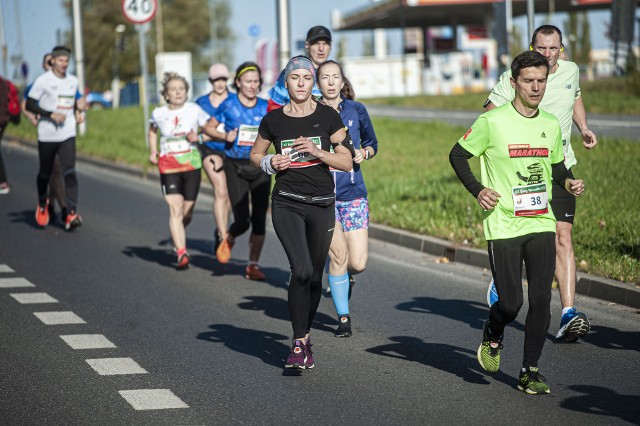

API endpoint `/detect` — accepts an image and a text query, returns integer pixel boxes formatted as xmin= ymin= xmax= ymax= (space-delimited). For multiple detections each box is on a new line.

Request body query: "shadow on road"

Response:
xmin=366 ymin=335 xmax=514 ymax=386
xmin=196 ymin=323 xmax=289 ymax=369
xmin=396 ymin=296 xmax=559 ymax=341
xmin=237 ymin=295 xmax=337 ymax=334
xmin=581 ymin=325 xmax=640 ymax=352
xmin=9 ymin=209 xmax=65 ymax=230
xmin=560 ymin=385 xmax=640 ymax=423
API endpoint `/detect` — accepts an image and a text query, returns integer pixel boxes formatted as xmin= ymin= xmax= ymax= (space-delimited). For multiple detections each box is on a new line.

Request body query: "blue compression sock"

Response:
xmin=329 ymin=273 xmax=350 ymax=316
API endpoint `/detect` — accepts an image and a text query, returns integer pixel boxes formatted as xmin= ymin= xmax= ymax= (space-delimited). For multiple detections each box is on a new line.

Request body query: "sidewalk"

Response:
xmin=6 ymin=136 xmax=640 ymax=309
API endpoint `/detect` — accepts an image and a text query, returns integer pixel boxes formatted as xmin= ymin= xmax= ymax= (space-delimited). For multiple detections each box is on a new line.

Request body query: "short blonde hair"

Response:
xmin=159 ymin=72 xmax=189 ymax=101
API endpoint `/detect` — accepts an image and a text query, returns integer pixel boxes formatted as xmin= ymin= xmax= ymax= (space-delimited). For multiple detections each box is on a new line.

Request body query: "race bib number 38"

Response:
xmin=512 ymin=183 xmax=548 ymax=217
xmin=281 ymin=137 xmax=322 ymax=168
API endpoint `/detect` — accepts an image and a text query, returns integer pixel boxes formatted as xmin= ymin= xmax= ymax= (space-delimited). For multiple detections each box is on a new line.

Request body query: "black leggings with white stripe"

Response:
xmin=271 ymin=196 xmax=335 ymax=339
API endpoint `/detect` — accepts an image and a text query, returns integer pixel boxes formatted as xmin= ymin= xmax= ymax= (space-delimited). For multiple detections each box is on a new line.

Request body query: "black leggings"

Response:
xmin=488 ymin=232 xmax=555 ymax=369
xmin=272 ymin=197 xmax=335 ymax=339
xmin=37 ymin=138 xmax=78 ymax=211
xmin=224 ymin=158 xmax=271 ymax=237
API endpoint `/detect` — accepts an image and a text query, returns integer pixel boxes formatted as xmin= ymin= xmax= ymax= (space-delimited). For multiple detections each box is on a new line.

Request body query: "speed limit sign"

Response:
xmin=122 ymin=0 xmax=157 ymax=24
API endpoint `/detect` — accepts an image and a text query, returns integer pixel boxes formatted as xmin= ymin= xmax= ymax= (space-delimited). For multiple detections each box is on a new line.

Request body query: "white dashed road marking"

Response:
xmin=34 ymin=311 xmax=86 ymax=325
xmin=0 ymin=277 xmax=36 ymax=288
xmin=60 ymin=334 xmax=117 ymax=350
xmin=119 ymin=389 xmax=189 ymax=410
xmin=86 ymin=358 xmax=148 ymax=375
xmin=10 ymin=292 xmax=58 ymax=304
xmin=0 ymin=264 xmax=15 ymax=273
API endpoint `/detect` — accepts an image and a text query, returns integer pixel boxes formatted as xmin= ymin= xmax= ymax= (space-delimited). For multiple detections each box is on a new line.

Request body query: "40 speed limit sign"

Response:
xmin=122 ymin=0 xmax=157 ymax=24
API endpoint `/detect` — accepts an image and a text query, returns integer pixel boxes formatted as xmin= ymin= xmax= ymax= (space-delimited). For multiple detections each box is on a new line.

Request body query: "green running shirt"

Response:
xmin=458 ymin=103 xmax=564 ymax=241
xmin=488 ymin=59 xmax=581 ymax=168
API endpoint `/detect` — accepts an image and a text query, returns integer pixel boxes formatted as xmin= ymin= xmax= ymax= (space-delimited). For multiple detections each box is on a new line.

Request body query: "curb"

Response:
xmin=369 ymin=222 xmax=640 ymax=309
xmin=6 ymin=135 xmax=640 ymax=309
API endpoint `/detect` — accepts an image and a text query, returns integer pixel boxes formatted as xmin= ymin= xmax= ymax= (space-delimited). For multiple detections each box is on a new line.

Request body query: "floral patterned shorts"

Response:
xmin=335 ymin=197 xmax=369 ymax=232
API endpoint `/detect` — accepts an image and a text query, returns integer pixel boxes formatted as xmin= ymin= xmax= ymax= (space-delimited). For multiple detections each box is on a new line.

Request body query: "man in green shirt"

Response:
xmin=484 ymin=25 xmax=596 ymax=342
xmin=449 ymin=51 xmax=585 ymax=394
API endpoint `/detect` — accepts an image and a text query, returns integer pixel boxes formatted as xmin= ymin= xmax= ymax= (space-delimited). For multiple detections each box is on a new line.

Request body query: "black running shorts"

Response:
xmin=160 ymin=169 xmax=201 ymax=201
xmin=551 ymin=168 xmax=575 ymax=225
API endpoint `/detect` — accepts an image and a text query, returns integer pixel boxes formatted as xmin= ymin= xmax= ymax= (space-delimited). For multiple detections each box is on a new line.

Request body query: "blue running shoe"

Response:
xmin=486 ymin=279 xmax=498 ymax=307
xmin=556 ymin=308 xmax=590 ymax=342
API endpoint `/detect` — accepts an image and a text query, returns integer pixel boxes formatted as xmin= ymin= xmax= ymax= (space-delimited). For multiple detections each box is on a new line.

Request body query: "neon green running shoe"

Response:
xmin=477 ymin=320 xmax=503 ymax=372
xmin=518 ymin=367 xmax=550 ymax=395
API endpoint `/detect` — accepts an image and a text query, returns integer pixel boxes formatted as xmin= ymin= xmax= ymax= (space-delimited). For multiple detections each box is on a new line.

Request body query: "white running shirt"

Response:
xmin=28 ymin=70 xmax=79 ymax=142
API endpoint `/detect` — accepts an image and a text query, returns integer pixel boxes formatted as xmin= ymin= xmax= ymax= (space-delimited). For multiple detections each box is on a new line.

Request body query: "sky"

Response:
xmin=0 ymin=0 xmax=623 ymax=86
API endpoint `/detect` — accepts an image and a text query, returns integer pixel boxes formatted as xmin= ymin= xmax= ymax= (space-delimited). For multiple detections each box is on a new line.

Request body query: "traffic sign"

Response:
xmin=122 ymin=0 xmax=157 ymax=24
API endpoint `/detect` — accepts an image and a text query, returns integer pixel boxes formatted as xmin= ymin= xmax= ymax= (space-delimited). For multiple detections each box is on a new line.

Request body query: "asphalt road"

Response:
xmin=0 ymin=145 xmax=639 ymax=425
xmin=365 ymin=105 xmax=640 ymax=141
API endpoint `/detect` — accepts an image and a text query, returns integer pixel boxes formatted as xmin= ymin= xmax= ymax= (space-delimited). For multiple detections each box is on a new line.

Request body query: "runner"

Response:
xmin=26 ymin=46 xmax=85 ymax=231
xmin=202 ymin=62 xmax=270 ymax=281
xmin=148 ymin=72 xmax=209 ymax=270
xmin=267 ymin=25 xmax=332 ymax=111
xmin=22 ymin=53 xmax=70 ymax=223
xmin=195 ymin=64 xmax=234 ymax=254
xmin=484 ymin=25 xmax=596 ymax=342
xmin=316 ymin=60 xmax=378 ymax=338
xmin=450 ymin=51 xmax=585 ymax=394
xmin=250 ymin=56 xmax=353 ymax=369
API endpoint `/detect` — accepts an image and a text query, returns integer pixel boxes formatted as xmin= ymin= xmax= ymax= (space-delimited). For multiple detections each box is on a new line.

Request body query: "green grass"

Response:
xmin=5 ymin=108 xmax=639 ymax=283
xmin=364 ymin=77 xmax=640 ymax=115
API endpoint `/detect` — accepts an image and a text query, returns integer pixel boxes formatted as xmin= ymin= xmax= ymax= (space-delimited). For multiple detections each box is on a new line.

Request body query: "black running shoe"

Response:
xmin=335 ymin=315 xmax=352 ymax=337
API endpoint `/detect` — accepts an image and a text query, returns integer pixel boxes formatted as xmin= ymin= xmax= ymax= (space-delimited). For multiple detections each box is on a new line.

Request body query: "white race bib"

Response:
xmin=512 ymin=183 xmax=548 ymax=217
xmin=281 ymin=137 xmax=322 ymax=168
xmin=161 ymin=135 xmax=191 ymax=155
xmin=56 ymin=95 xmax=75 ymax=111
xmin=237 ymin=124 xmax=259 ymax=147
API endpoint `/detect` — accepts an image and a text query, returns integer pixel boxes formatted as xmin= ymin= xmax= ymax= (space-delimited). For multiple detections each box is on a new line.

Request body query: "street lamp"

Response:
xmin=112 ymin=24 xmax=126 ymax=109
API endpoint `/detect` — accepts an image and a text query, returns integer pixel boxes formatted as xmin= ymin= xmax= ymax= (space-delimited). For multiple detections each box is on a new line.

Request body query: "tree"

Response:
xmin=64 ymin=0 xmax=234 ymax=91
xmin=509 ymin=25 xmax=524 ymax=59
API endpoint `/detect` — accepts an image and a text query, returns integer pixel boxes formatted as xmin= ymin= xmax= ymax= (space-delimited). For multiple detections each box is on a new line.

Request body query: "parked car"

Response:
xmin=85 ymin=91 xmax=113 ymax=109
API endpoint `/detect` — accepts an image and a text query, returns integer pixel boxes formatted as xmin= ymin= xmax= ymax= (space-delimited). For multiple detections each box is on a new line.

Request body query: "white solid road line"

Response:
xmin=118 ymin=389 xmax=189 ymax=410
xmin=60 ymin=334 xmax=117 ymax=350
xmin=33 ymin=311 xmax=86 ymax=325
xmin=10 ymin=292 xmax=58 ymax=304
xmin=0 ymin=277 xmax=36 ymax=288
xmin=86 ymin=357 xmax=148 ymax=375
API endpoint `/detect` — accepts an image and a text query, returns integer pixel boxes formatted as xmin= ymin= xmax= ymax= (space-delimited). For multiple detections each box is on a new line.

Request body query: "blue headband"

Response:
xmin=284 ymin=56 xmax=316 ymax=85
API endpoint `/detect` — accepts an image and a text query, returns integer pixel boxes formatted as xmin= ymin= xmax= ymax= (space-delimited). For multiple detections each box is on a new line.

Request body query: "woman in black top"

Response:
xmin=250 ymin=56 xmax=352 ymax=370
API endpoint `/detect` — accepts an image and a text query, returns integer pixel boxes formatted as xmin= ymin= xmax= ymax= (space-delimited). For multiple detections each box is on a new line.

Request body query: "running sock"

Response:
xmin=329 ymin=273 xmax=349 ymax=315
xmin=562 ymin=307 xmax=573 ymax=316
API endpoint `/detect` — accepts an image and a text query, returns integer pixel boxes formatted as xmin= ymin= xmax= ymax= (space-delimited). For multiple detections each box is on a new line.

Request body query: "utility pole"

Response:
xmin=0 ymin=2 xmax=7 ymax=77
xmin=156 ymin=0 xmax=164 ymax=53
xmin=276 ymin=0 xmax=290 ymax=70
xmin=72 ymin=0 xmax=86 ymax=135
xmin=527 ymin=0 xmax=535 ymax=42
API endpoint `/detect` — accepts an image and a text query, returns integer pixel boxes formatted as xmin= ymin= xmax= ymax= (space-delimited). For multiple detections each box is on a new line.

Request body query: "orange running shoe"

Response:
xmin=64 ymin=212 xmax=83 ymax=232
xmin=35 ymin=199 xmax=50 ymax=228
xmin=245 ymin=264 xmax=265 ymax=281
xmin=216 ymin=236 xmax=234 ymax=264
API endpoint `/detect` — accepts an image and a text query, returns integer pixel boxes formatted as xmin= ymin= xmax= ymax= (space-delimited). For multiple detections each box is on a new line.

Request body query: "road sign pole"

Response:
xmin=138 ymin=23 xmax=150 ymax=147
xmin=122 ymin=0 xmax=157 ymax=147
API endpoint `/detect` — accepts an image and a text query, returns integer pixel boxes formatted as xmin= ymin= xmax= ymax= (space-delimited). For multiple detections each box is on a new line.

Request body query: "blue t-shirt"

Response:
xmin=333 ymin=98 xmax=378 ymax=201
xmin=195 ymin=92 xmax=237 ymax=152
xmin=216 ymin=95 xmax=268 ymax=160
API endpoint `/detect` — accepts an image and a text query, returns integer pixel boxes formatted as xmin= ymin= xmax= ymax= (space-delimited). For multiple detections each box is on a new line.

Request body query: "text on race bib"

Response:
xmin=512 ymin=183 xmax=548 ymax=217
xmin=281 ymin=137 xmax=322 ymax=168
xmin=237 ymin=124 xmax=259 ymax=147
